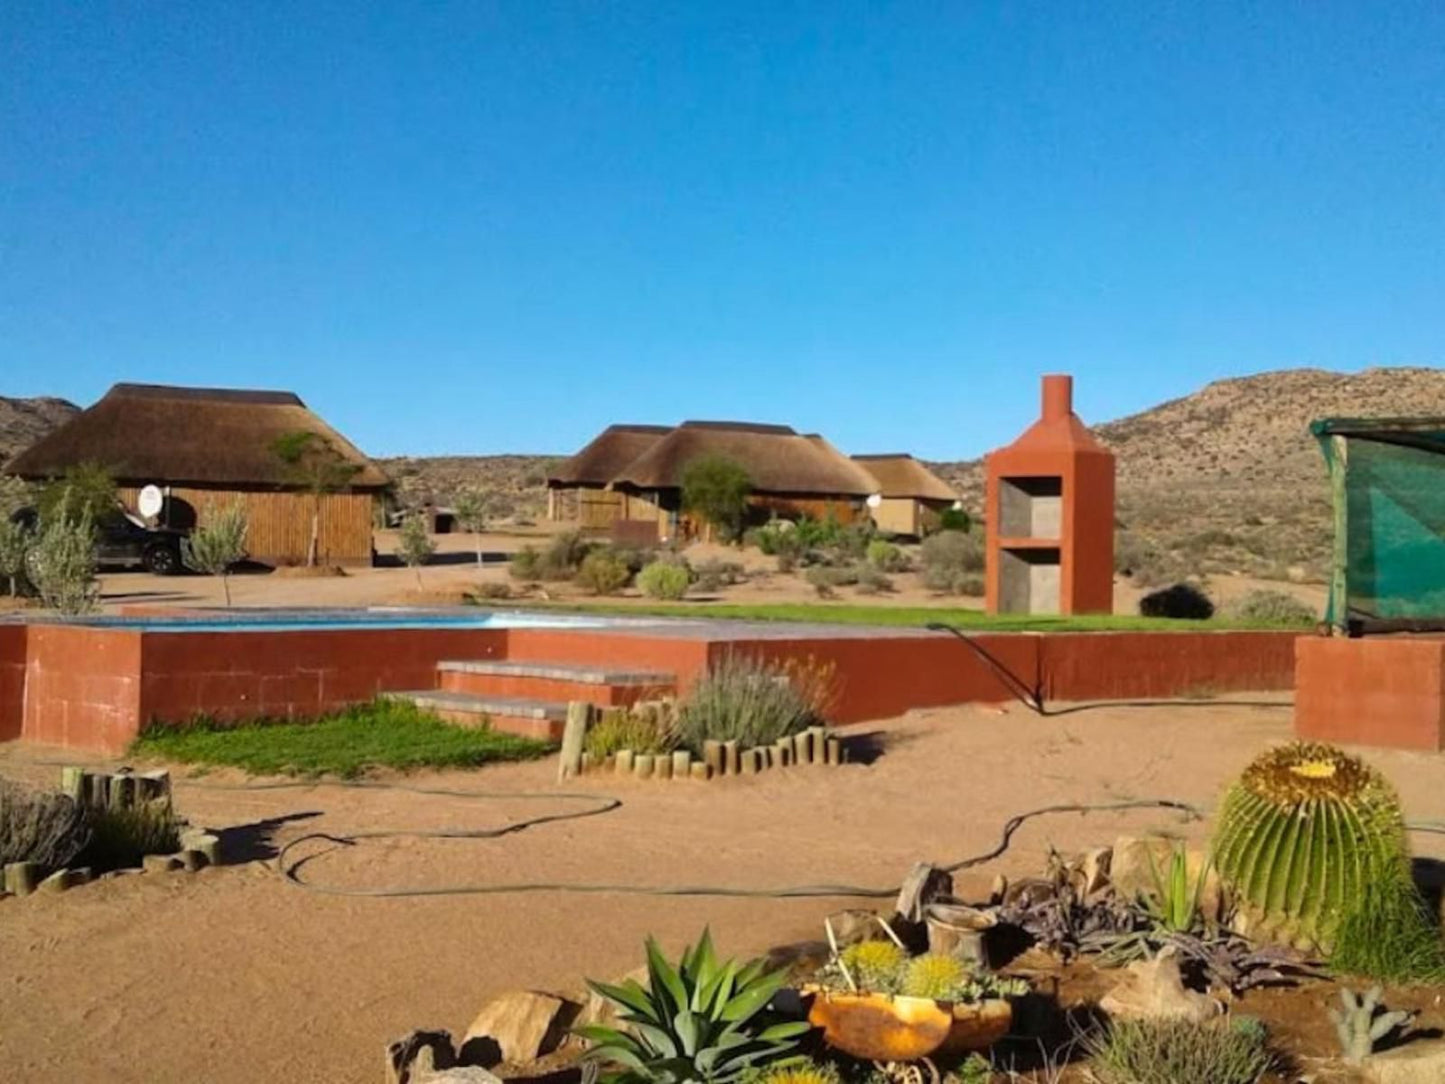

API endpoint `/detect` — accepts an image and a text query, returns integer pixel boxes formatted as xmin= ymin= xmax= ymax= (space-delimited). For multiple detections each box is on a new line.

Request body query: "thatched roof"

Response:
xmin=5 ymin=383 xmax=389 ymax=489
xmin=612 ymin=421 xmax=877 ymax=496
xmin=548 ymin=424 xmax=672 ymax=486
xmin=853 ymin=454 xmax=959 ymax=501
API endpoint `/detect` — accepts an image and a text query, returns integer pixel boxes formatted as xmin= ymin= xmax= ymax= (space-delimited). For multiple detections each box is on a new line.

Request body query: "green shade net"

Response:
xmin=1314 ymin=418 xmax=1445 ymax=630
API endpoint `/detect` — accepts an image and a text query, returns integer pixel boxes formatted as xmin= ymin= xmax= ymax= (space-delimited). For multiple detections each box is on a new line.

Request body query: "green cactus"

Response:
xmin=838 ymin=939 xmax=906 ymax=992
xmin=1210 ymin=742 xmax=1413 ymax=951
xmin=1329 ymin=986 xmax=1414 ymax=1061
xmin=901 ymin=953 xmax=970 ymax=1000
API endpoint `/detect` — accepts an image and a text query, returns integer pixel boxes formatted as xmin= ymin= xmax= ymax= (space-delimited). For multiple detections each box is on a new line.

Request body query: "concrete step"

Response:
xmin=436 ymin=659 xmax=676 ymax=708
xmin=384 ymin=689 xmax=569 ymax=742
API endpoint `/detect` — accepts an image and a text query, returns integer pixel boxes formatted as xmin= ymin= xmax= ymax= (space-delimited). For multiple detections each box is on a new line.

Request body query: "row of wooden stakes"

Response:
xmin=60 ymin=766 xmax=173 ymax=810
xmin=575 ymin=725 xmax=846 ymax=780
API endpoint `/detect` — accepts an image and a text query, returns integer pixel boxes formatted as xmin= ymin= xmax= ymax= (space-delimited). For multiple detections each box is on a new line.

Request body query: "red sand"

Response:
xmin=2 ymin=697 xmax=1443 ymax=1083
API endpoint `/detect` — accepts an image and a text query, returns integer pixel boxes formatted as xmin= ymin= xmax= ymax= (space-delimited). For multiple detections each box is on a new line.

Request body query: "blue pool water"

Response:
xmin=73 ymin=610 xmax=621 ymax=634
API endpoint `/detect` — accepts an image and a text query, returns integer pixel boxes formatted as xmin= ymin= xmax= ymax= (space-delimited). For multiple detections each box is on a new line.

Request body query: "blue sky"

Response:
xmin=3 ymin=3 xmax=1442 ymax=459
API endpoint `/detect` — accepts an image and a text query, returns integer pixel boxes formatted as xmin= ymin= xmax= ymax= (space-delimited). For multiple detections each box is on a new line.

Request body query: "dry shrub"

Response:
xmin=1138 ymin=582 xmax=1215 ymax=620
xmin=0 ymin=779 xmax=90 ymax=869
xmin=582 ymin=709 xmax=677 ymax=759
xmin=470 ymin=581 xmax=512 ymax=601
xmin=638 ymin=560 xmax=691 ymax=600
xmin=576 ymin=550 xmax=631 ymax=595
xmin=1087 ymin=1016 xmax=1272 ymax=1084
xmin=1225 ymin=589 xmax=1316 ymax=625
xmin=676 ymin=654 xmax=835 ymax=753
xmin=920 ymin=530 xmax=984 ymax=594
xmin=84 ymin=802 xmax=182 ymax=872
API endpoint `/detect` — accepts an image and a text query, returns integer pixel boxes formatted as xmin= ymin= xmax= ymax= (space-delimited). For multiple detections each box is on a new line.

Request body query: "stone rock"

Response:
xmin=462 ymin=991 xmax=573 ymax=1065
xmin=1363 ymin=1038 xmax=1445 ymax=1084
xmin=1099 ymin=949 xmax=1220 ymax=1023
xmin=577 ymin=967 xmax=649 ymax=1031
xmin=38 ymin=868 xmax=89 ymax=893
xmin=415 ymin=1069 xmax=504 ymax=1084
xmin=180 ymin=831 xmax=221 ymax=865
xmin=1073 ymin=846 xmax=1112 ymax=900
xmin=142 ymin=854 xmax=183 ymax=873
xmin=894 ymin=861 xmax=954 ymax=924
xmin=3 ymin=861 xmax=41 ymax=897
xmin=178 ymin=849 xmax=211 ymax=872
xmin=385 ymin=1028 xmax=455 ymax=1084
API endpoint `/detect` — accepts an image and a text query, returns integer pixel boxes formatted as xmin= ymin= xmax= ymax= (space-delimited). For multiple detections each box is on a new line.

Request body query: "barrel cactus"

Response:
xmin=902 ymin=953 xmax=970 ymax=1000
xmin=1211 ymin=742 xmax=1412 ymax=952
xmin=838 ymin=939 xmax=906 ymax=992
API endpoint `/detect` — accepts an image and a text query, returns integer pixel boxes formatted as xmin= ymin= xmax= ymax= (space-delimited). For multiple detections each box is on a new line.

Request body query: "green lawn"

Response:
xmin=132 ymin=699 xmax=553 ymax=778
xmin=504 ymin=600 xmax=1311 ymax=632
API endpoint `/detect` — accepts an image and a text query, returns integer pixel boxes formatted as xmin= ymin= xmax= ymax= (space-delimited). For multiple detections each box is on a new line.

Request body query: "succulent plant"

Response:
xmin=1211 ymin=742 xmax=1413 ymax=951
xmin=900 ymin=953 xmax=970 ymax=1000
xmin=577 ymin=930 xmax=811 ymax=1084
xmin=838 ymin=940 xmax=907 ymax=993
xmin=1330 ymin=986 xmax=1414 ymax=1061
xmin=753 ymin=1060 xmax=841 ymax=1084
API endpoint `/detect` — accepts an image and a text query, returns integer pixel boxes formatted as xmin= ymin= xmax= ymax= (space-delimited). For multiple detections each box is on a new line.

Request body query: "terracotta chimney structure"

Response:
xmin=984 ymin=374 xmax=1115 ymax=615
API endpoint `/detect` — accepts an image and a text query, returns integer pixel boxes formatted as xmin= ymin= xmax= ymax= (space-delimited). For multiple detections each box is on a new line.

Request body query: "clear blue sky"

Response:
xmin=3 ymin=3 xmax=1442 ymax=459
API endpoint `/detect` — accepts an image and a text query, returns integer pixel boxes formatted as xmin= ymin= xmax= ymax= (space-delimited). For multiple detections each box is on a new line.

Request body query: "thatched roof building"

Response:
xmin=545 ymin=424 xmax=671 ymax=487
xmin=6 ymin=383 xmax=387 ymax=566
xmin=852 ymin=453 xmax=961 ymax=537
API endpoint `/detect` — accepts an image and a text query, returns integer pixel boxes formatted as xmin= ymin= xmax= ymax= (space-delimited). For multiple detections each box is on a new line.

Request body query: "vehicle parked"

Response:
xmin=9 ymin=506 xmax=188 ymax=575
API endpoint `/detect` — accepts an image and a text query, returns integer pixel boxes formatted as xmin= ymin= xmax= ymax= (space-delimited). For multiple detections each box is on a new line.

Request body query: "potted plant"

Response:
xmin=800 ymin=916 xmax=1027 ymax=1062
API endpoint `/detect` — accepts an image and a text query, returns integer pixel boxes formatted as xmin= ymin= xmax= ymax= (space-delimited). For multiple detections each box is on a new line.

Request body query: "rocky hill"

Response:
xmin=929 ymin=366 xmax=1445 ymax=582
xmin=6 ymin=368 xmax=1444 ymax=581
xmin=0 ymin=395 xmax=79 ymax=462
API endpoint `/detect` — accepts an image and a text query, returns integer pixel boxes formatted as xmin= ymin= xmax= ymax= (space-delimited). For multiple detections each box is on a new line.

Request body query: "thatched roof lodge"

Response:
xmin=6 ymin=383 xmax=388 ymax=566
xmin=852 ymin=453 xmax=961 ymax=537
xmin=547 ymin=420 xmax=883 ymax=541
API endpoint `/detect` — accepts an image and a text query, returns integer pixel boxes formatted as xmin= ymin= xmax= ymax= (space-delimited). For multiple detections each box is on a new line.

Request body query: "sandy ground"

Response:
xmin=2 ymin=698 xmax=1443 ymax=1083
xmin=81 ymin=528 xmax=1328 ymax=617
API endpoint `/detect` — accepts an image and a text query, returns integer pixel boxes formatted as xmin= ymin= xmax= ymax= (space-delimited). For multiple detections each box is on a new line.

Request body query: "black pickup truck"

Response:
xmin=11 ymin=507 xmax=187 ymax=575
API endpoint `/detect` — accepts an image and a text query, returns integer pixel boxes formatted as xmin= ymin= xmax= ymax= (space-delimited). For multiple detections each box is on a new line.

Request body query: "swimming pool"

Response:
xmin=69 ymin=608 xmax=623 ymax=634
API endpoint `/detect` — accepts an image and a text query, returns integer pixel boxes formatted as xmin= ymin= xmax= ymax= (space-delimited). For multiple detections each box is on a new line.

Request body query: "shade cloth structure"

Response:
xmin=1313 ymin=417 xmax=1445 ymax=634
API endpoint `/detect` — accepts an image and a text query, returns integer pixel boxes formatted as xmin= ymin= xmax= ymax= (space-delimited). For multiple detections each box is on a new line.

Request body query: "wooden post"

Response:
xmin=86 ymin=773 xmax=110 ymax=808
xmin=723 ymin=741 xmax=740 ymax=775
xmin=109 ymin=774 xmax=136 ymax=810
xmin=616 ymin=749 xmax=634 ymax=775
xmin=137 ymin=770 xmax=172 ymax=804
xmin=672 ymin=750 xmax=691 ymax=779
xmin=634 ymin=754 xmax=654 ymax=779
xmin=826 ymin=738 xmax=841 ymax=766
xmin=4 ymin=862 xmax=41 ymax=897
xmin=792 ymin=732 xmax=812 ymax=765
xmin=774 ymin=739 xmax=792 ymax=768
xmin=703 ymin=741 xmax=723 ymax=776
xmin=579 ymin=752 xmax=594 ymax=774
xmin=60 ymin=767 xmax=85 ymax=803
xmin=809 ymin=726 xmax=827 ymax=764
xmin=654 ymin=754 xmax=672 ymax=780
xmin=740 ymin=749 xmax=758 ymax=775
xmin=689 ymin=762 xmax=710 ymax=781
xmin=558 ymin=702 xmax=591 ymax=781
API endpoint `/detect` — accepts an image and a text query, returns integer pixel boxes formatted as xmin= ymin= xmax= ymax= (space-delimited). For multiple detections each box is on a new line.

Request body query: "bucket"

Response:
xmin=924 ymin=901 xmax=997 ymax=967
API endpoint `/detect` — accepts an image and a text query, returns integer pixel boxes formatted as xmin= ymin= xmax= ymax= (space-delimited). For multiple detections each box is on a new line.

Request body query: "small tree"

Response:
xmin=0 ymin=516 xmax=32 ymax=597
xmin=397 ymin=511 xmax=436 ymax=589
xmin=37 ymin=463 xmax=117 ymax=527
xmin=453 ymin=488 xmax=489 ymax=568
xmin=271 ymin=432 xmax=362 ymax=567
xmin=681 ymin=455 xmax=752 ymax=543
xmin=29 ymin=506 xmax=100 ymax=615
xmin=182 ymin=500 xmax=249 ymax=607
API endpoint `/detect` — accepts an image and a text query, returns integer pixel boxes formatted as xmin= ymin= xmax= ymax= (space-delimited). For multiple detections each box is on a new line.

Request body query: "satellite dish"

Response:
xmin=866 ymin=494 xmax=883 ymax=509
xmin=138 ymin=485 xmax=165 ymax=519
xmin=952 ymin=500 xmax=964 ymax=511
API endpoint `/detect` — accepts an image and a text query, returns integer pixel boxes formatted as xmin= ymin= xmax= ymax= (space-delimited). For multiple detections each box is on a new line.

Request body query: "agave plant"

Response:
xmin=578 ymin=930 xmax=811 ymax=1084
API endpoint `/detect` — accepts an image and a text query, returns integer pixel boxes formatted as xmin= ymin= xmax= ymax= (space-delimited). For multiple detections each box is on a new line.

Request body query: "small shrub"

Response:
xmin=1086 ymin=1016 xmax=1273 ymax=1084
xmin=1139 ymin=582 xmax=1215 ymax=620
xmin=920 ymin=530 xmax=984 ymax=594
xmin=936 ymin=507 xmax=971 ymax=533
xmin=182 ymin=499 xmax=249 ymax=605
xmin=1226 ymin=589 xmax=1316 ymax=625
xmin=806 ymin=565 xmax=857 ymax=597
xmin=0 ymin=515 xmax=33 ymax=598
xmin=28 ymin=506 xmax=100 ymax=615
xmin=0 ymin=779 xmax=91 ymax=869
xmin=955 ymin=572 xmax=985 ymax=597
xmin=397 ymin=511 xmax=437 ymax=588
xmin=854 ymin=564 xmax=894 ymax=595
xmin=637 ymin=560 xmax=691 ymax=600
xmin=538 ymin=530 xmax=594 ymax=580
xmin=693 ymin=558 xmax=745 ymax=592
xmin=676 ymin=653 xmax=832 ymax=753
xmin=576 ymin=550 xmax=631 ymax=595
xmin=582 ymin=709 xmax=677 ymax=758
xmin=470 ymin=581 xmax=511 ymax=601
xmin=681 ymin=455 xmax=752 ymax=541
xmin=509 ymin=545 xmax=542 ymax=581
xmin=866 ymin=539 xmax=910 ymax=572
xmin=82 ymin=802 xmax=182 ymax=872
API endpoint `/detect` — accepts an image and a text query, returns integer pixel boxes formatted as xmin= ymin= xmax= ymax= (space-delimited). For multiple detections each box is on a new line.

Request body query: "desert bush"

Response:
xmin=83 ymin=802 xmax=182 ymax=872
xmin=693 ymin=558 xmax=745 ymax=592
xmin=576 ymin=549 xmax=631 ymax=595
xmin=854 ymin=564 xmax=894 ymax=595
xmin=397 ymin=511 xmax=437 ymax=588
xmin=182 ymin=499 xmax=249 ymax=606
xmin=509 ymin=545 xmax=542 ymax=581
xmin=453 ymin=488 xmax=489 ymax=567
xmin=37 ymin=462 xmax=118 ymax=527
xmin=676 ymin=654 xmax=832 ymax=753
xmin=1226 ymin=589 xmax=1316 ymax=625
xmin=637 ymin=560 xmax=691 ymax=600
xmin=0 ymin=779 xmax=91 ymax=869
xmin=470 ymin=581 xmax=511 ymax=601
xmin=28 ymin=506 xmax=100 ymax=615
xmin=955 ymin=572 xmax=985 ymax=597
xmin=866 ymin=539 xmax=910 ymax=572
xmin=936 ymin=507 xmax=971 ymax=533
xmin=806 ymin=565 xmax=858 ymax=598
xmin=582 ymin=709 xmax=677 ymax=758
xmin=510 ymin=531 xmax=594 ymax=582
xmin=0 ymin=515 xmax=33 ymax=597
xmin=920 ymin=529 xmax=984 ymax=594
xmin=681 ymin=455 xmax=752 ymax=541
xmin=1138 ymin=582 xmax=1215 ymax=620
xmin=1086 ymin=1016 xmax=1272 ymax=1084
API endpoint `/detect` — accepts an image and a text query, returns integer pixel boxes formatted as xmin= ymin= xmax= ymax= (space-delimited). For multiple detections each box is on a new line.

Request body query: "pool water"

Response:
xmin=73 ymin=609 xmax=621 ymax=634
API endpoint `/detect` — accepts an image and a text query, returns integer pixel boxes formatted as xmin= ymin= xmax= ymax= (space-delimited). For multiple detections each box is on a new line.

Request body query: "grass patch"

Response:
xmin=499 ymin=600 xmax=1307 ymax=632
xmin=132 ymin=699 xmax=552 ymax=779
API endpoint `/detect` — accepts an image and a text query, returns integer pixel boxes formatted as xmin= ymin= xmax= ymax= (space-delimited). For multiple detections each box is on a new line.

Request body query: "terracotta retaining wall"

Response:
xmin=1296 ymin=634 xmax=1445 ymax=752
xmin=0 ymin=624 xmax=29 ymax=742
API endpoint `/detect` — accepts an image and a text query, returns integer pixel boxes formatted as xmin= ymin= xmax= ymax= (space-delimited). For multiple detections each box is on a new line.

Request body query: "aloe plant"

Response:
xmin=578 ymin=930 xmax=810 ymax=1084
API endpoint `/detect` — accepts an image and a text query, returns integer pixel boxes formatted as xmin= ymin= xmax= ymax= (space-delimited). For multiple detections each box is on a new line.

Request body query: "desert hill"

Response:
xmin=5 ymin=367 xmax=1444 ymax=582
